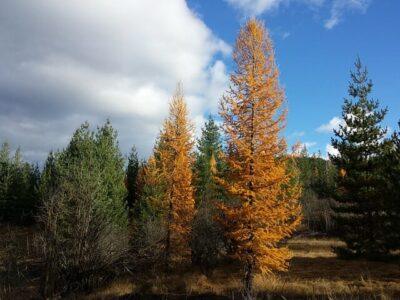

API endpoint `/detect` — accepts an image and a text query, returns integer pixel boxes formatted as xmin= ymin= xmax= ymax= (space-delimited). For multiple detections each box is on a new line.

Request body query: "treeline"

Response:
xmin=0 ymin=18 xmax=399 ymax=300
xmin=0 ymin=143 xmax=40 ymax=224
xmin=293 ymin=149 xmax=336 ymax=233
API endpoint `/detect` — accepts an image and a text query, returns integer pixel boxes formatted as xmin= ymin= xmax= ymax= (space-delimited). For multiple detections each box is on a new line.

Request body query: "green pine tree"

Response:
xmin=126 ymin=146 xmax=140 ymax=219
xmin=330 ymin=58 xmax=388 ymax=258
xmin=193 ymin=116 xmax=224 ymax=206
xmin=381 ymin=122 xmax=400 ymax=251
xmin=0 ymin=142 xmax=39 ymax=224
xmin=95 ymin=120 xmax=128 ymax=227
xmin=0 ymin=142 xmax=12 ymax=219
xmin=191 ymin=116 xmax=225 ymax=269
xmin=39 ymin=121 xmax=129 ymax=296
xmin=43 ymin=121 xmax=128 ymax=227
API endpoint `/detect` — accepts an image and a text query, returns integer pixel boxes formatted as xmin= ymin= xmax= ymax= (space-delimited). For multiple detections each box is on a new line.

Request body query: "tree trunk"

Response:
xmin=164 ymin=200 xmax=172 ymax=272
xmin=243 ymin=260 xmax=254 ymax=300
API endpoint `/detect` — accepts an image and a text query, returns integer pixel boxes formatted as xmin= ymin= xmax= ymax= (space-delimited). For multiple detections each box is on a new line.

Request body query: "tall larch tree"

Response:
xmin=157 ymin=85 xmax=195 ymax=269
xmin=330 ymin=58 xmax=388 ymax=258
xmin=218 ymin=19 xmax=301 ymax=299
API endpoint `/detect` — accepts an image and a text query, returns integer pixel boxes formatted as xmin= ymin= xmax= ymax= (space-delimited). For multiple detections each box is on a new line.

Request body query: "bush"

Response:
xmin=38 ymin=159 xmax=129 ymax=298
xmin=37 ymin=121 xmax=130 ymax=297
xmin=131 ymin=217 xmax=167 ymax=271
xmin=191 ymin=205 xmax=224 ymax=272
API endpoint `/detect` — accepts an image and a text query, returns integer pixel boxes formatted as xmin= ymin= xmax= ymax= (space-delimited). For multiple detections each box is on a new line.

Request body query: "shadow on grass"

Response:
xmin=286 ymin=256 xmax=400 ymax=282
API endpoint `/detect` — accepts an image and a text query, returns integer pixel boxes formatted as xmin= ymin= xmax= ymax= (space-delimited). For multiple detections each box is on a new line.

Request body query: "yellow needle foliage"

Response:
xmin=157 ymin=85 xmax=195 ymax=267
xmin=218 ymin=19 xmax=302 ymax=291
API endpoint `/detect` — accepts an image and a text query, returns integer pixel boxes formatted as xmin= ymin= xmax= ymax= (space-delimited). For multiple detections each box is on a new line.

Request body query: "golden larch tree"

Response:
xmin=218 ymin=19 xmax=302 ymax=298
xmin=157 ymin=84 xmax=195 ymax=269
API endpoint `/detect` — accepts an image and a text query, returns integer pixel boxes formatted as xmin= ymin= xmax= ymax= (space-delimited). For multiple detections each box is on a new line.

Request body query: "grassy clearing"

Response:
xmin=1 ymin=226 xmax=399 ymax=299
xmin=87 ymin=235 xmax=400 ymax=299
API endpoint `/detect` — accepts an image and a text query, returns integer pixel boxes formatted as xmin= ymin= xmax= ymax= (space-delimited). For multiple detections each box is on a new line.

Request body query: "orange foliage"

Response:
xmin=157 ymin=84 xmax=195 ymax=267
xmin=218 ymin=19 xmax=302 ymax=295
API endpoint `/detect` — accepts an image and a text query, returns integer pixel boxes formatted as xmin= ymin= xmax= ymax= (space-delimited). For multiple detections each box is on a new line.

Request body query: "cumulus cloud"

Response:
xmin=0 ymin=0 xmax=230 ymax=162
xmin=324 ymin=0 xmax=371 ymax=29
xmin=326 ymin=144 xmax=339 ymax=157
xmin=316 ymin=116 xmax=344 ymax=133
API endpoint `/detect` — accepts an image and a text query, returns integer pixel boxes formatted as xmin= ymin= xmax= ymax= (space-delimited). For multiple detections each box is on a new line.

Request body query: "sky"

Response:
xmin=0 ymin=0 xmax=399 ymax=163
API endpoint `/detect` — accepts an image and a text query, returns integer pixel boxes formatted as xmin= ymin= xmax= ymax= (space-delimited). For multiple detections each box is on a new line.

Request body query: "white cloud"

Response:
xmin=302 ymin=141 xmax=317 ymax=148
xmin=289 ymin=131 xmax=306 ymax=138
xmin=326 ymin=144 xmax=339 ymax=157
xmin=225 ymin=0 xmax=326 ymax=16
xmin=316 ymin=116 xmax=344 ymax=133
xmin=225 ymin=0 xmax=284 ymax=16
xmin=225 ymin=0 xmax=371 ymax=29
xmin=0 ymin=0 xmax=230 ymax=161
xmin=324 ymin=0 xmax=371 ymax=29
xmin=282 ymin=32 xmax=291 ymax=39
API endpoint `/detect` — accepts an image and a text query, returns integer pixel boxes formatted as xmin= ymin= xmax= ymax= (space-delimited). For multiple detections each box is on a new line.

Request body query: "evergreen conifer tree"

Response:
xmin=381 ymin=122 xmax=400 ymax=251
xmin=330 ymin=58 xmax=388 ymax=258
xmin=194 ymin=116 xmax=224 ymax=206
xmin=95 ymin=120 xmax=128 ymax=227
xmin=135 ymin=155 xmax=166 ymax=221
xmin=191 ymin=116 xmax=225 ymax=269
xmin=0 ymin=142 xmax=39 ymax=223
xmin=126 ymin=147 xmax=140 ymax=219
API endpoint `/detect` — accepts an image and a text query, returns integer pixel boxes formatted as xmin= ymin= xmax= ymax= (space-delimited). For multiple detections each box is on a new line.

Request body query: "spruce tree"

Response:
xmin=191 ymin=116 xmax=225 ymax=269
xmin=381 ymin=122 xmax=400 ymax=251
xmin=39 ymin=151 xmax=59 ymax=199
xmin=39 ymin=133 xmax=128 ymax=297
xmin=45 ymin=121 xmax=128 ymax=227
xmin=135 ymin=155 xmax=166 ymax=221
xmin=330 ymin=58 xmax=388 ymax=258
xmin=194 ymin=116 xmax=224 ymax=206
xmin=0 ymin=142 xmax=39 ymax=224
xmin=126 ymin=146 xmax=140 ymax=219
xmin=0 ymin=142 xmax=11 ymax=219
xmin=39 ymin=121 xmax=129 ymax=296
xmin=95 ymin=120 xmax=128 ymax=227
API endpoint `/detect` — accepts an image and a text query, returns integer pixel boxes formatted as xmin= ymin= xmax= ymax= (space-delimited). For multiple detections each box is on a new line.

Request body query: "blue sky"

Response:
xmin=188 ymin=0 xmax=400 ymax=156
xmin=0 ymin=0 xmax=399 ymax=162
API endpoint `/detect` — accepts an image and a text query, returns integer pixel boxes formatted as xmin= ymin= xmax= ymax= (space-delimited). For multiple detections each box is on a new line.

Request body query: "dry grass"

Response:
xmin=1 ymin=226 xmax=400 ymax=299
xmin=86 ymin=235 xmax=400 ymax=299
xmin=0 ymin=225 xmax=41 ymax=299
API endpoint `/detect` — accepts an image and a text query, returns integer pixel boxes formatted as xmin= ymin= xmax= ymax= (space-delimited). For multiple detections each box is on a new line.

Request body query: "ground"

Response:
xmin=88 ymin=236 xmax=400 ymax=299
xmin=1 ymin=226 xmax=400 ymax=299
